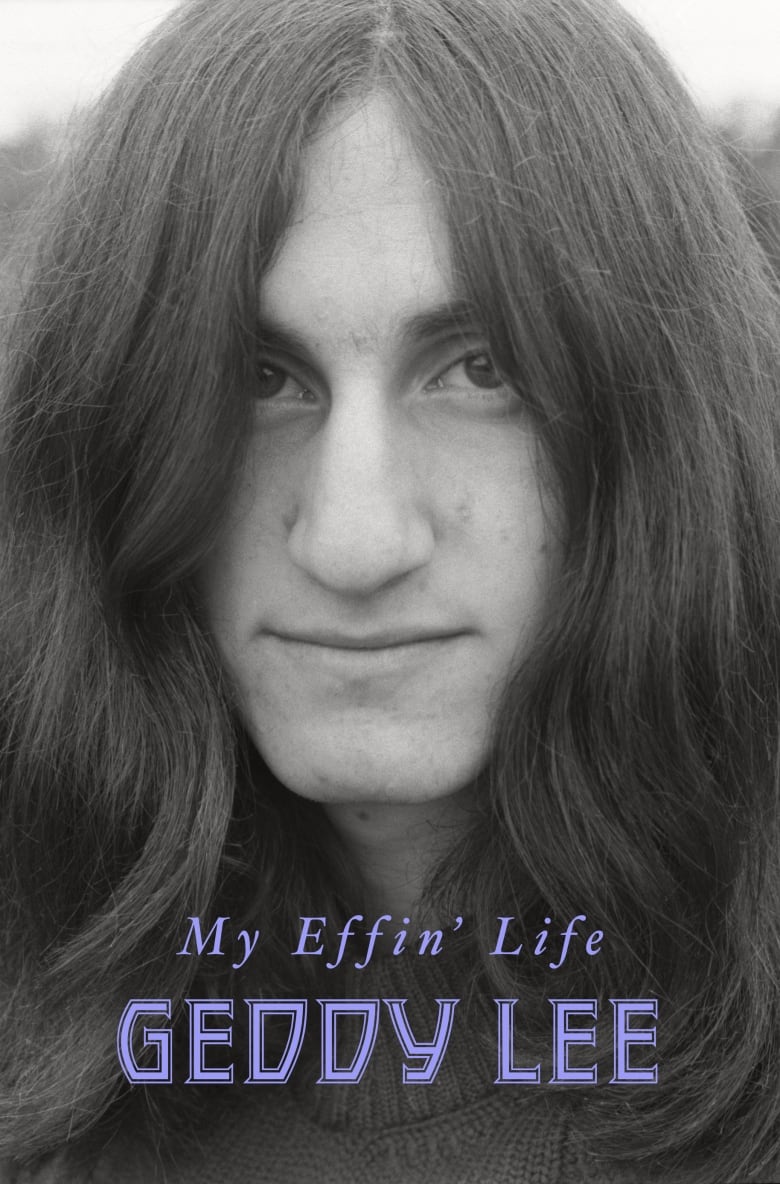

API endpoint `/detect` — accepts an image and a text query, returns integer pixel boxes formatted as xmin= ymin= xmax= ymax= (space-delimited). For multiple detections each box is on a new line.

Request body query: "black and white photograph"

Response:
xmin=1 ymin=1 xmax=779 ymax=1181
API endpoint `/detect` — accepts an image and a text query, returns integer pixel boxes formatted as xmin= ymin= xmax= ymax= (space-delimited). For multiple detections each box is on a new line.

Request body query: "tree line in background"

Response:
xmin=1 ymin=107 xmax=779 ymax=273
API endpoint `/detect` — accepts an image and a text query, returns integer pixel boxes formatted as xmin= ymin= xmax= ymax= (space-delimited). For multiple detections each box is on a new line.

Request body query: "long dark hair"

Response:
xmin=1 ymin=0 xmax=779 ymax=1180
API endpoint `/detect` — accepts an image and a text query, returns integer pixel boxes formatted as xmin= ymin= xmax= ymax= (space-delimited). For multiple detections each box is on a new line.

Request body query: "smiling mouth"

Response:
xmin=259 ymin=630 xmax=469 ymax=682
xmin=266 ymin=629 xmax=465 ymax=651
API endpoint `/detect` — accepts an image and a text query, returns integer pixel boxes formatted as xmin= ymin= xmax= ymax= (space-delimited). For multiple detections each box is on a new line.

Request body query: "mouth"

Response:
xmin=265 ymin=628 xmax=466 ymax=650
xmin=259 ymin=628 xmax=469 ymax=678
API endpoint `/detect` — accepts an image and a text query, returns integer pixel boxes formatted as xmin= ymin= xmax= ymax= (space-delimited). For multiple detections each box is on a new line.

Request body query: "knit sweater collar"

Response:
xmin=288 ymin=946 xmax=504 ymax=1131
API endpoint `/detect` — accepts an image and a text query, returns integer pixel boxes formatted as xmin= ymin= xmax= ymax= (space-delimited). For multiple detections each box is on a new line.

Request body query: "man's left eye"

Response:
xmin=427 ymin=352 xmax=504 ymax=391
xmin=461 ymin=353 xmax=503 ymax=389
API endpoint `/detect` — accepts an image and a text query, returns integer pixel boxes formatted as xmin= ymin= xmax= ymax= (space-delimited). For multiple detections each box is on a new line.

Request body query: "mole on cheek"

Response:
xmin=455 ymin=498 xmax=473 ymax=526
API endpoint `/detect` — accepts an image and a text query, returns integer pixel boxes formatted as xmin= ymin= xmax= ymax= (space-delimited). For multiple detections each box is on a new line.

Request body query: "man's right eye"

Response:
xmin=256 ymin=363 xmax=290 ymax=399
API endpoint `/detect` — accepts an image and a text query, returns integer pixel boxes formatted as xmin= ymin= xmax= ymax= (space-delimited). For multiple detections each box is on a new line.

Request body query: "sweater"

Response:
xmin=14 ymin=951 xmax=658 ymax=1184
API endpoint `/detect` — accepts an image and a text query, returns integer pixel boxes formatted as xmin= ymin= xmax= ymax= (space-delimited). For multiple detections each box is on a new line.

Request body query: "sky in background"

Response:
xmin=0 ymin=0 xmax=779 ymax=140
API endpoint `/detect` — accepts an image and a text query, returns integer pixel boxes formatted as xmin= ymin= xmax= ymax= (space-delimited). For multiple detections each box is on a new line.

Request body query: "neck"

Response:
xmin=324 ymin=789 xmax=473 ymax=919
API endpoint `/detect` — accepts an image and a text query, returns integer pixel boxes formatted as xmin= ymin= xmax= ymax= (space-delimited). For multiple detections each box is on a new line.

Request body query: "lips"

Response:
xmin=264 ymin=628 xmax=466 ymax=650
xmin=258 ymin=629 xmax=468 ymax=682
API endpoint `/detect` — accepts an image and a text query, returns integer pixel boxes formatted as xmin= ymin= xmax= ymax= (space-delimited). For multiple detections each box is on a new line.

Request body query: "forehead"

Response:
xmin=259 ymin=94 xmax=456 ymax=354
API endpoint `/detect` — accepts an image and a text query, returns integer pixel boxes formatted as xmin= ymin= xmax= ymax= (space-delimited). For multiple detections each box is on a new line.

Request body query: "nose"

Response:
xmin=287 ymin=391 xmax=434 ymax=595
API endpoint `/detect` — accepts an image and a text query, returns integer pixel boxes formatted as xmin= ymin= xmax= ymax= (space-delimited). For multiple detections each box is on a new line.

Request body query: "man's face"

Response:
xmin=201 ymin=94 xmax=557 ymax=806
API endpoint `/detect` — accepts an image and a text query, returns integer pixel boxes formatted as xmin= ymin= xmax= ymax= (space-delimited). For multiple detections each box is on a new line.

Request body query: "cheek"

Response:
xmin=199 ymin=463 xmax=281 ymax=635
xmin=456 ymin=443 xmax=554 ymax=554
xmin=456 ymin=463 xmax=559 ymax=639
xmin=454 ymin=496 xmax=474 ymax=527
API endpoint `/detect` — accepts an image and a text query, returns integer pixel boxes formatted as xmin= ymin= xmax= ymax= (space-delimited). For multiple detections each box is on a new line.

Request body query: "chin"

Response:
xmin=252 ymin=718 xmax=489 ymax=805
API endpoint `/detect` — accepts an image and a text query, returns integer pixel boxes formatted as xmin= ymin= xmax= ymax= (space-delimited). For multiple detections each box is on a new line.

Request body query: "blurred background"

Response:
xmin=0 ymin=0 xmax=778 ymax=265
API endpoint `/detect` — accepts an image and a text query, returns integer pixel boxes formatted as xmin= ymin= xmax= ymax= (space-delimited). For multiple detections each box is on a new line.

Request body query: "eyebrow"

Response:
xmin=397 ymin=299 xmax=484 ymax=346
xmin=252 ymin=298 xmax=484 ymax=365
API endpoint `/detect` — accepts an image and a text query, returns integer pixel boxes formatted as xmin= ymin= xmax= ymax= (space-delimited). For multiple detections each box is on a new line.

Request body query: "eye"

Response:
xmin=256 ymin=363 xmax=288 ymax=399
xmin=426 ymin=351 xmax=505 ymax=392
xmin=254 ymin=362 xmax=313 ymax=404
xmin=461 ymin=353 xmax=504 ymax=389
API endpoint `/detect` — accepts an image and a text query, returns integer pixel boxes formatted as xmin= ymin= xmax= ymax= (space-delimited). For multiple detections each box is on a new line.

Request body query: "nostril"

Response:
xmin=288 ymin=501 xmax=434 ymax=595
